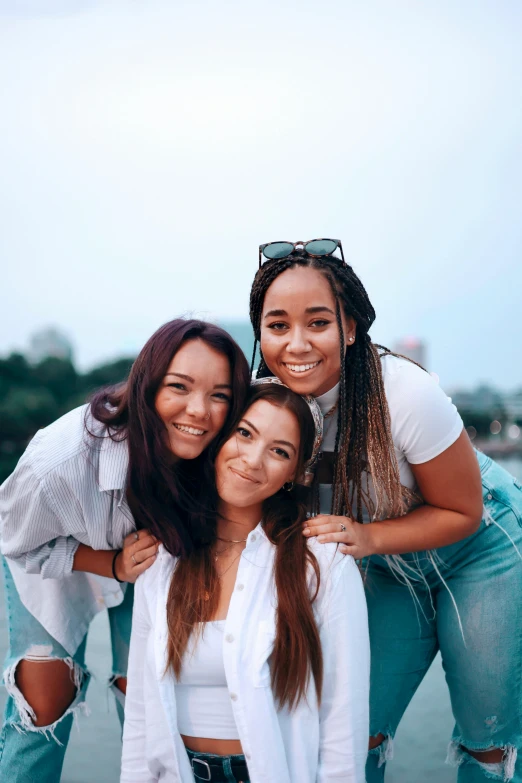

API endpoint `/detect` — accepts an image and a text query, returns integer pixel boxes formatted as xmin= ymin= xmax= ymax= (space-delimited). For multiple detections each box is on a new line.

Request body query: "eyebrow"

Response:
xmin=241 ymin=418 xmax=297 ymax=454
xmin=165 ymin=373 xmax=231 ymax=389
xmin=263 ymin=305 xmax=335 ymax=319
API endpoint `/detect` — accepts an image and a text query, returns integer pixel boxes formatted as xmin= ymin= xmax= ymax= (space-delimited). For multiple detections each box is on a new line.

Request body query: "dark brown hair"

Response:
xmin=166 ymin=383 xmax=323 ymax=710
xmin=250 ymin=254 xmax=412 ymax=522
xmin=89 ymin=318 xmax=250 ymax=556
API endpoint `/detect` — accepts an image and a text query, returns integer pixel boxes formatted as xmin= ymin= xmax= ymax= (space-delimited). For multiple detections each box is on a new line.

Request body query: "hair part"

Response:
xmin=88 ymin=318 xmax=250 ymax=556
xmin=166 ymin=382 xmax=323 ymax=710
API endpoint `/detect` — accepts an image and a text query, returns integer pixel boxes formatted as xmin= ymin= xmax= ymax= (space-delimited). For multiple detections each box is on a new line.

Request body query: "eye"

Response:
xmin=309 ymin=319 xmax=331 ymax=328
xmin=266 ymin=321 xmax=288 ymax=331
xmin=273 ymin=447 xmax=290 ymax=459
xmin=237 ymin=426 xmax=251 ymax=439
xmin=212 ymin=392 xmax=231 ymax=402
xmin=167 ymin=382 xmax=186 ymax=391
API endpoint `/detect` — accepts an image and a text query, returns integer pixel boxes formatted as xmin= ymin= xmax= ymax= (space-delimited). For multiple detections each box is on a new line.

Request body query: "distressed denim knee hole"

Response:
xmin=2 ymin=651 xmax=90 ymax=744
xmin=368 ymin=733 xmax=394 ymax=767
xmin=447 ymin=740 xmax=517 ymax=781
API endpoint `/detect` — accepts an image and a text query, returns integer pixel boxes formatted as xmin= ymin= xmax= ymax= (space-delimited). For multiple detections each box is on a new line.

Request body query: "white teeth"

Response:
xmin=173 ymin=424 xmax=206 ymax=436
xmin=284 ymin=362 xmax=320 ymax=373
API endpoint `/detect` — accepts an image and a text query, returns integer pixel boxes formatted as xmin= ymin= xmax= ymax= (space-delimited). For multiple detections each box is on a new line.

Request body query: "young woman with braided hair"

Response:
xmin=249 ymin=239 xmax=522 ymax=783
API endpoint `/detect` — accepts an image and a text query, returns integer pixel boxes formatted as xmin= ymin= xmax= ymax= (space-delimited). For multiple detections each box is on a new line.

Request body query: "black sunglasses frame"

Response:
xmin=258 ymin=238 xmax=345 ymax=269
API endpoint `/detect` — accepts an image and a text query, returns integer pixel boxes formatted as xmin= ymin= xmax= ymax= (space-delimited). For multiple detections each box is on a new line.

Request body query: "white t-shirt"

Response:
xmin=316 ymin=354 xmax=463 ymax=518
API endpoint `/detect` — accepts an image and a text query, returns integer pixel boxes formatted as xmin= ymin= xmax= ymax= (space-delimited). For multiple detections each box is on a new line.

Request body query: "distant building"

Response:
xmin=28 ymin=327 xmax=73 ymax=364
xmin=392 ymin=337 xmax=427 ymax=368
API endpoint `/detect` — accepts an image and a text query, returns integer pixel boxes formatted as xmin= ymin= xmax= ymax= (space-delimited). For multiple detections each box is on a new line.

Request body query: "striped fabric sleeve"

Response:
xmin=0 ymin=453 xmax=80 ymax=578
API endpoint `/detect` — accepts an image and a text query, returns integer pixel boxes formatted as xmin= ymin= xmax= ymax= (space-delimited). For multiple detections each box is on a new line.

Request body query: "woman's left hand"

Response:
xmin=303 ymin=515 xmax=376 ymax=560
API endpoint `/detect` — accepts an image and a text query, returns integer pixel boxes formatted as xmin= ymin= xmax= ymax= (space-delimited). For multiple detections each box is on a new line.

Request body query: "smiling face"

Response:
xmin=215 ymin=398 xmax=300 ymax=511
xmin=155 ymin=338 xmax=232 ymax=460
xmin=260 ymin=265 xmax=355 ymax=396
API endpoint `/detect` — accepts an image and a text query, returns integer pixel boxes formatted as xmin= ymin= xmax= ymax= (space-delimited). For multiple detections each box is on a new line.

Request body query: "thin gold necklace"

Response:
xmin=216 ymin=534 xmax=248 ymax=544
xmin=213 ymin=541 xmax=242 ymax=560
xmin=216 ymin=549 xmax=243 ymax=579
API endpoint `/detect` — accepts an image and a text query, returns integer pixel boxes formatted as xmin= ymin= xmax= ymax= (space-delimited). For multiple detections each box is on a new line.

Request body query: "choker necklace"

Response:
xmin=216 ymin=535 xmax=248 ymax=544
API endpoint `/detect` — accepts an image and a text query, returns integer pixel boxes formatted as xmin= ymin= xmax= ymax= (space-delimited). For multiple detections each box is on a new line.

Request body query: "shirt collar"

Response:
xmin=315 ymin=382 xmax=340 ymax=416
xmin=98 ymin=434 xmax=129 ymax=492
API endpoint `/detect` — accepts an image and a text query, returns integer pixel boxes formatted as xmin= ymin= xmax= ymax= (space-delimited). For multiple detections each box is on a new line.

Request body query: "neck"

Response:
xmin=216 ymin=500 xmax=262 ymax=539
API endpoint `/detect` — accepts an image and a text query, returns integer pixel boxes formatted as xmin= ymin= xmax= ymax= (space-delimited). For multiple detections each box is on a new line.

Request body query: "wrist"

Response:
xmin=366 ymin=521 xmax=383 ymax=556
xmin=111 ymin=549 xmax=124 ymax=582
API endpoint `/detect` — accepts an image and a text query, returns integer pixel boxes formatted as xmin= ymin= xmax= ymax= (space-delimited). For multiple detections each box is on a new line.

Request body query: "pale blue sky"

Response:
xmin=1 ymin=0 xmax=521 ymax=388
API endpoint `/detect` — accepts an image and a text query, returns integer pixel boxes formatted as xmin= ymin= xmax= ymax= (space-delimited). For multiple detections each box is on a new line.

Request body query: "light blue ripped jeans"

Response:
xmin=365 ymin=452 xmax=522 ymax=782
xmin=0 ymin=557 xmax=133 ymax=783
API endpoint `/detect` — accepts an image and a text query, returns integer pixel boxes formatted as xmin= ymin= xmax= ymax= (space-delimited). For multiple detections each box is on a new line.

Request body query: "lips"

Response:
xmin=173 ymin=423 xmax=207 ymax=436
xmin=229 ymin=467 xmax=259 ymax=484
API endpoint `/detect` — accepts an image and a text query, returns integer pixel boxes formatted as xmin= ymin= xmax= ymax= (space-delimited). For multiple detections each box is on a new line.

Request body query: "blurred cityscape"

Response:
xmin=0 ymin=327 xmax=520 ymax=485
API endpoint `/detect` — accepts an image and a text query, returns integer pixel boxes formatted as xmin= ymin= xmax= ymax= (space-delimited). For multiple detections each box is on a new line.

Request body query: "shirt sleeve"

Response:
xmin=120 ymin=574 xmax=156 ymax=783
xmin=0 ymin=448 xmax=80 ymax=579
xmin=317 ymin=555 xmax=370 ymax=782
xmin=384 ymin=358 xmax=464 ymax=465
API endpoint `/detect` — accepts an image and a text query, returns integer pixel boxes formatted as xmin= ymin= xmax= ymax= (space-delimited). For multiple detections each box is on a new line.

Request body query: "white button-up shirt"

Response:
xmin=0 ymin=405 xmax=135 ymax=654
xmin=121 ymin=528 xmax=370 ymax=782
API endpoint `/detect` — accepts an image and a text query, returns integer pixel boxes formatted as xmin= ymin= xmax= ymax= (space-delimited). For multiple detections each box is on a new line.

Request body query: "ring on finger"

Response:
xmin=340 ymin=523 xmax=347 ymax=532
xmin=131 ymin=554 xmax=137 ymax=565
xmin=134 ymin=532 xmax=139 ymax=541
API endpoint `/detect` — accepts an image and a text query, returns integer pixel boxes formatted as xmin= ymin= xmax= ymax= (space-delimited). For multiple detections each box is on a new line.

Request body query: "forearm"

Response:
xmin=73 ymin=543 xmax=118 ymax=579
xmin=369 ymin=503 xmax=482 ymax=556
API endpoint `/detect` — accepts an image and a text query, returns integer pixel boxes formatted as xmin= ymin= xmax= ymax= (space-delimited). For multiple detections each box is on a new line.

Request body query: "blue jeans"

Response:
xmin=0 ymin=557 xmax=133 ymax=783
xmin=365 ymin=453 xmax=522 ymax=782
xmin=186 ymin=748 xmax=250 ymax=782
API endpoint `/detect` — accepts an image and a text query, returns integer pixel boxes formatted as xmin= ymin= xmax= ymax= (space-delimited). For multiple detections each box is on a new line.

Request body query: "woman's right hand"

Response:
xmin=113 ymin=530 xmax=159 ymax=583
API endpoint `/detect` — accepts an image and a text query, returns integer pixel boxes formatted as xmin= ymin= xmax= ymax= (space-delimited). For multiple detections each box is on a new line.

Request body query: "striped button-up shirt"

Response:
xmin=0 ymin=404 xmax=135 ymax=654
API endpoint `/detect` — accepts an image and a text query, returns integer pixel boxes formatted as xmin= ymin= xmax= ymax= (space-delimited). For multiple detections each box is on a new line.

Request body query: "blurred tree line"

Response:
xmin=0 ymin=354 xmax=135 ymax=483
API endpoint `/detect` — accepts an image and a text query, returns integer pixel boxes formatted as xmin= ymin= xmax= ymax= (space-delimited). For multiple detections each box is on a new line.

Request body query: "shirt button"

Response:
xmin=487 ymin=493 xmax=493 ymax=500
xmin=236 ymin=584 xmax=244 ymax=591
xmin=245 ymin=752 xmax=251 ymax=760
xmin=230 ymin=692 xmax=238 ymax=701
xmin=250 ymin=534 xmax=257 ymax=542
xmin=225 ymin=634 xmax=234 ymax=643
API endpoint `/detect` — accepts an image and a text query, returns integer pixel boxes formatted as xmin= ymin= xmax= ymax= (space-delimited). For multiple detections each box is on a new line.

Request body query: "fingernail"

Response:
xmin=303 ymin=527 xmax=310 ymax=536
xmin=317 ymin=535 xmax=325 ymax=542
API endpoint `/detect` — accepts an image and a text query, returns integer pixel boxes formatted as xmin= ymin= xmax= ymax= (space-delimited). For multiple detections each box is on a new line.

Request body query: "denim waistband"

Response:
xmin=185 ymin=747 xmax=249 ymax=782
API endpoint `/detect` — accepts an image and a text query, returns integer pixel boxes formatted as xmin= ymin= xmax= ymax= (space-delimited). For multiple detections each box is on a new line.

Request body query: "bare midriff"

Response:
xmin=181 ymin=735 xmax=243 ymax=756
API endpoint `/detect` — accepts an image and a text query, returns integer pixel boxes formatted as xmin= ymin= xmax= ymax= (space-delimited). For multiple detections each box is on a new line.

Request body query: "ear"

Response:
xmin=345 ymin=315 xmax=356 ymax=345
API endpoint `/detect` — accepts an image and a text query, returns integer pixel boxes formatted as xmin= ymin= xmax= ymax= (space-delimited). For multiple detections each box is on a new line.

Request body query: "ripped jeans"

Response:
xmin=366 ymin=453 xmax=522 ymax=782
xmin=0 ymin=557 xmax=133 ymax=783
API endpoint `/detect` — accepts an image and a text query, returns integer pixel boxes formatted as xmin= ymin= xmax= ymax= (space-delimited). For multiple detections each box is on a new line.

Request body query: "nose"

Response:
xmin=185 ymin=392 xmax=210 ymax=421
xmin=286 ymin=325 xmax=312 ymax=355
xmin=240 ymin=442 xmax=263 ymax=471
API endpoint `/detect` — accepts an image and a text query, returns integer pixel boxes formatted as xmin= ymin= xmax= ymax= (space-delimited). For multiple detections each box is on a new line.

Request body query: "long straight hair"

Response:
xmin=166 ymin=384 xmax=323 ymax=710
xmin=89 ymin=319 xmax=250 ymax=556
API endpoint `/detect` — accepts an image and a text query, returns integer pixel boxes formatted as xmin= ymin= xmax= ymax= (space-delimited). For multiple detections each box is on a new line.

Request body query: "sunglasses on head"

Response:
xmin=258 ymin=238 xmax=344 ymax=269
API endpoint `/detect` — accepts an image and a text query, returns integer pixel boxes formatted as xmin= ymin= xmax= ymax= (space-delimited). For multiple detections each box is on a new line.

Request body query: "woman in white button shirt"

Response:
xmin=121 ymin=380 xmax=369 ymax=783
xmin=0 ymin=318 xmax=250 ymax=783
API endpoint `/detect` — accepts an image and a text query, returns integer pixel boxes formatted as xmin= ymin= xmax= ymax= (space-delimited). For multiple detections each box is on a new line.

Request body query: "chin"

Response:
xmin=169 ymin=439 xmax=208 ymax=461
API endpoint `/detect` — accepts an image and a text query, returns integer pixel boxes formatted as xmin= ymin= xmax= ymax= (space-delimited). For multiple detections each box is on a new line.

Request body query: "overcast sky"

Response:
xmin=1 ymin=0 xmax=521 ymax=389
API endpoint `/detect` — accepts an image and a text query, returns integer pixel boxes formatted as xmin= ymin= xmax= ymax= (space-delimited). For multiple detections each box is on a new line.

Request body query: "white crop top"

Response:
xmin=175 ymin=620 xmax=240 ymax=740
